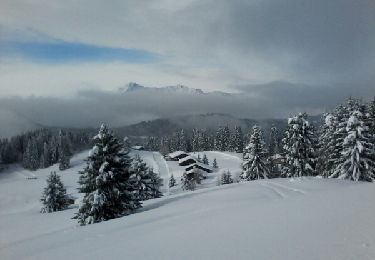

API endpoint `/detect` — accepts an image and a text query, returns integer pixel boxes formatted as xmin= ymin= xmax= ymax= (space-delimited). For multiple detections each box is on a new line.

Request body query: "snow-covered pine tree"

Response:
xmin=241 ymin=125 xmax=269 ymax=180
xmin=41 ymin=171 xmax=68 ymax=213
xmin=220 ymin=170 xmax=233 ymax=185
xmin=123 ymin=136 xmax=131 ymax=152
xmin=367 ymin=97 xmax=375 ymax=141
xmin=330 ymin=110 xmax=375 ymax=181
xmin=58 ymin=130 xmax=71 ymax=171
xmin=181 ymin=172 xmax=196 ymax=191
xmin=212 ymin=158 xmax=218 ymax=169
xmin=178 ymin=129 xmax=188 ymax=151
xmin=75 ymin=124 xmax=140 ymax=225
xmin=23 ymin=139 xmax=39 ymax=170
xmin=282 ymin=113 xmax=316 ymax=178
xmin=39 ymin=142 xmax=50 ymax=169
xmin=231 ymin=126 xmax=244 ymax=153
xmin=169 ymin=174 xmax=177 ymax=188
xmin=268 ymin=126 xmax=280 ymax=156
xmin=191 ymin=128 xmax=200 ymax=152
xmin=214 ymin=127 xmax=223 ymax=151
xmin=202 ymin=154 xmax=209 ymax=165
xmin=222 ymin=126 xmax=231 ymax=151
xmin=129 ymin=155 xmax=162 ymax=200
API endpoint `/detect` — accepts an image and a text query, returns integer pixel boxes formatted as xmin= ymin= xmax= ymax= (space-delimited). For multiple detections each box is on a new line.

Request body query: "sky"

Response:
xmin=0 ymin=0 xmax=374 ymax=133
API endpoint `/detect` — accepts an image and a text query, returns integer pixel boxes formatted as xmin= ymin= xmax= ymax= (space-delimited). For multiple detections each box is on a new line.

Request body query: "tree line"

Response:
xmin=0 ymin=129 xmax=91 ymax=172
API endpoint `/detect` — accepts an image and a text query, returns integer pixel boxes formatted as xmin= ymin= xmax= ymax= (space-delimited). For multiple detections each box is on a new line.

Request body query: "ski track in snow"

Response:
xmin=152 ymin=152 xmax=170 ymax=192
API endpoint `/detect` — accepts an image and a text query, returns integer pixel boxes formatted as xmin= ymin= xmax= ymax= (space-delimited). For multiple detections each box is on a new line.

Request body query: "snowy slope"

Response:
xmin=1 ymin=150 xmax=375 ymax=260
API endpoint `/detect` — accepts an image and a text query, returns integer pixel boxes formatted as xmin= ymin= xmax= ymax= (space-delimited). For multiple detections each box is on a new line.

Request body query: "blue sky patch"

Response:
xmin=0 ymin=40 xmax=159 ymax=64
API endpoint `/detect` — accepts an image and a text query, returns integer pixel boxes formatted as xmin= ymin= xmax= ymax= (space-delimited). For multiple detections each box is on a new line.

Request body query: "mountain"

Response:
xmin=118 ymin=82 xmax=230 ymax=96
xmin=114 ymin=113 xmax=288 ymax=138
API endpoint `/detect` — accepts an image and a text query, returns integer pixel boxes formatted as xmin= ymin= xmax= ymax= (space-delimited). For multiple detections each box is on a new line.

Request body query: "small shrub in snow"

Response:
xmin=212 ymin=158 xmax=218 ymax=169
xmin=169 ymin=174 xmax=177 ymax=188
xmin=221 ymin=170 xmax=233 ymax=185
xmin=202 ymin=154 xmax=209 ymax=165
xmin=181 ymin=172 xmax=197 ymax=191
xmin=40 ymin=171 xmax=68 ymax=213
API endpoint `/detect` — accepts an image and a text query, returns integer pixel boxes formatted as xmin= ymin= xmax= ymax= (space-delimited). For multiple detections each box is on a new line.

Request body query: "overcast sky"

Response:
xmin=0 ymin=0 xmax=374 ymax=132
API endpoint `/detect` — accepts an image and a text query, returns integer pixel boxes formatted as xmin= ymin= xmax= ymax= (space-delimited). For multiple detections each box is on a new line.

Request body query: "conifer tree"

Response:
xmin=75 ymin=124 xmax=140 ymax=225
xmin=202 ymin=154 xmax=209 ymax=165
xmin=282 ymin=113 xmax=316 ymax=178
xmin=178 ymin=129 xmax=188 ymax=151
xmin=41 ymin=171 xmax=68 ymax=213
xmin=181 ymin=172 xmax=196 ymax=191
xmin=129 ymin=155 xmax=162 ymax=200
xmin=197 ymin=154 xmax=202 ymax=163
xmin=330 ymin=110 xmax=375 ymax=181
xmin=220 ymin=170 xmax=233 ymax=185
xmin=212 ymin=158 xmax=218 ymax=169
xmin=169 ymin=174 xmax=176 ymax=188
xmin=231 ymin=126 xmax=244 ymax=153
xmin=268 ymin=126 xmax=280 ymax=156
xmin=58 ymin=130 xmax=71 ymax=171
xmin=241 ymin=125 xmax=269 ymax=180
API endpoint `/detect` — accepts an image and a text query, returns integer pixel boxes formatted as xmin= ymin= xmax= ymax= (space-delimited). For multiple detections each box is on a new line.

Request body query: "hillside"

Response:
xmin=1 ymin=150 xmax=375 ymax=260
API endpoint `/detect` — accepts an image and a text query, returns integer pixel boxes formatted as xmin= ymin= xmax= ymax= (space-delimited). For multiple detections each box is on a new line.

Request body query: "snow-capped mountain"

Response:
xmin=119 ymin=82 xmax=229 ymax=96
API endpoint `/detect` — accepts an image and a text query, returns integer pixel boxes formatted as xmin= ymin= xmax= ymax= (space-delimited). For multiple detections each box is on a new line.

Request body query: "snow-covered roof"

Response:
xmin=185 ymin=162 xmax=213 ymax=173
xmin=178 ymin=155 xmax=196 ymax=164
xmin=168 ymin=151 xmax=188 ymax=158
xmin=131 ymin=146 xmax=144 ymax=150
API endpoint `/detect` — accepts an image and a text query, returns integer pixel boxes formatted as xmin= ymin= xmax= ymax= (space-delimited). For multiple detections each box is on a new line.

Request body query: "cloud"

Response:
xmin=0 ymin=0 xmax=373 ymax=130
xmin=1 ymin=80 xmax=373 ymax=138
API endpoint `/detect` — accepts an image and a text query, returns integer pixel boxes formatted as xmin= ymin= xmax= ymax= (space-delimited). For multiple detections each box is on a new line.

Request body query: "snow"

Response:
xmin=167 ymin=151 xmax=187 ymax=158
xmin=1 ymin=150 xmax=375 ymax=260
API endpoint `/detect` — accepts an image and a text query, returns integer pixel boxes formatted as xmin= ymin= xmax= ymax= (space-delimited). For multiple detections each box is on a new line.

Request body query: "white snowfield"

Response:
xmin=1 ymin=150 xmax=375 ymax=260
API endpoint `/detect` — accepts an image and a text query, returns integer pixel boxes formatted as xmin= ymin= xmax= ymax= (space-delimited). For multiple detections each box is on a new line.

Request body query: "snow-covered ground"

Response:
xmin=1 ymin=150 xmax=375 ymax=260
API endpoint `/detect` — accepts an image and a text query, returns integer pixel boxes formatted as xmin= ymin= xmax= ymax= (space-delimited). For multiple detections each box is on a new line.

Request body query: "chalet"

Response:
xmin=178 ymin=156 xmax=197 ymax=166
xmin=166 ymin=151 xmax=189 ymax=161
xmin=185 ymin=163 xmax=213 ymax=174
xmin=131 ymin=145 xmax=145 ymax=151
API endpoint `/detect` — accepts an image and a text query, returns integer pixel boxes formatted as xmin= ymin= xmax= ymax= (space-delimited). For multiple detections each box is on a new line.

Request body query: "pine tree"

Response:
xmin=330 ymin=110 xmax=375 ymax=181
xmin=123 ymin=136 xmax=131 ymax=152
xmin=282 ymin=113 xmax=316 ymax=178
xmin=222 ymin=126 xmax=231 ymax=151
xmin=40 ymin=171 xmax=68 ymax=213
xmin=39 ymin=142 xmax=50 ymax=168
xmin=212 ymin=158 xmax=218 ymax=169
xmin=231 ymin=126 xmax=244 ymax=153
xmin=178 ymin=129 xmax=188 ymax=151
xmin=23 ymin=139 xmax=39 ymax=170
xmin=220 ymin=170 xmax=233 ymax=185
xmin=214 ymin=127 xmax=223 ymax=151
xmin=197 ymin=154 xmax=202 ymax=163
xmin=181 ymin=172 xmax=196 ymax=191
xmin=129 ymin=155 xmax=162 ymax=200
xmin=58 ymin=130 xmax=70 ymax=171
xmin=368 ymin=97 xmax=375 ymax=141
xmin=75 ymin=124 xmax=140 ymax=225
xmin=241 ymin=125 xmax=269 ymax=180
xmin=202 ymin=154 xmax=209 ymax=165
xmin=317 ymin=113 xmax=338 ymax=177
xmin=268 ymin=126 xmax=280 ymax=156
xmin=169 ymin=174 xmax=177 ymax=188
